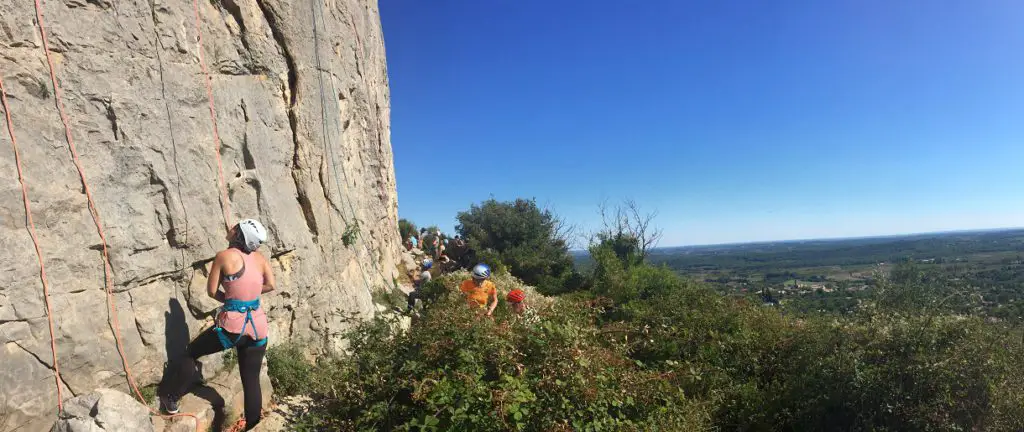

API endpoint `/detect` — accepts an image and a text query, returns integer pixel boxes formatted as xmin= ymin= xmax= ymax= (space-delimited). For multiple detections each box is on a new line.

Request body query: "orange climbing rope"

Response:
xmin=0 ymin=71 xmax=65 ymax=413
xmin=32 ymin=0 xmax=199 ymax=428
xmin=32 ymin=0 xmax=137 ymax=400
xmin=192 ymin=0 xmax=234 ymax=231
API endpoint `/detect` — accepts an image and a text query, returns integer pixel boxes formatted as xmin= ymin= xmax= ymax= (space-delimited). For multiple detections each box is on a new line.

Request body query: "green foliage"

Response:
xmin=589 ymin=238 xmax=683 ymax=304
xmin=140 ymin=383 xmax=158 ymax=405
xmin=222 ymin=349 xmax=237 ymax=371
xmin=603 ymin=264 xmax=1024 ymax=431
xmin=399 ymin=218 xmax=418 ymax=242
xmin=876 ymin=261 xmax=948 ymax=313
xmin=269 ymin=280 xmax=709 ymax=431
xmin=413 ymin=278 xmax=450 ymax=311
xmin=267 ymin=343 xmax=316 ymax=397
xmin=371 ymin=284 xmax=410 ymax=311
xmin=342 ymin=222 xmax=360 ymax=247
xmin=270 ymin=228 xmax=1024 ymax=431
xmin=593 ymin=231 xmax=644 ymax=269
xmin=456 ymin=198 xmax=574 ymax=294
xmin=471 ymin=248 xmax=509 ymax=276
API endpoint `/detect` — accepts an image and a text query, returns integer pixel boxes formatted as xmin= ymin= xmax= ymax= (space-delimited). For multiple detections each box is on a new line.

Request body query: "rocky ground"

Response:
xmin=250 ymin=395 xmax=314 ymax=431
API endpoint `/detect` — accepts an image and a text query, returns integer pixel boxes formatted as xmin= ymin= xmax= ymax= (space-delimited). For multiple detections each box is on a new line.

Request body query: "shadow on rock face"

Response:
xmin=158 ymin=298 xmax=189 ymax=397
xmin=191 ymin=385 xmax=227 ymax=432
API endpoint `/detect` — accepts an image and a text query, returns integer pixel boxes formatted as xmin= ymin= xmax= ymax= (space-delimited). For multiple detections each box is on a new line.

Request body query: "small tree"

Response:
xmin=456 ymin=198 xmax=575 ymax=292
xmin=594 ymin=199 xmax=663 ymax=264
xmin=588 ymin=200 xmax=666 ymax=302
xmin=398 ymin=218 xmax=417 ymax=242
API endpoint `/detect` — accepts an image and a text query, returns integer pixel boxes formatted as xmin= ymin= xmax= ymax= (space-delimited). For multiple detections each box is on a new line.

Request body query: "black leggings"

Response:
xmin=407 ymin=289 xmax=424 ymax=311
xmin=167 ymin=327 xmax=266 ymax=430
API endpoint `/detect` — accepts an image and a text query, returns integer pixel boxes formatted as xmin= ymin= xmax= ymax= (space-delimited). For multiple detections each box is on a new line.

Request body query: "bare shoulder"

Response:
xmin=253 ymin=250 xmax=273 ymax=267
xmin=213 ymin=249 xmax=234 ymax=262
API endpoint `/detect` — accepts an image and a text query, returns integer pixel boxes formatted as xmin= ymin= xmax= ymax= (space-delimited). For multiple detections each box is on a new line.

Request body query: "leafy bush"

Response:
xmin=342 ymin=222 xmax=360 ymax=247
xmin=267 ymin=342 xmax=316 ymax=397
xmin=589 ymin=239 xmax=685 ymax=304
xmin=456 ymin=199 xmax=575 ymax=293
xmin=611 ymin=267 xmax=1024 ymax=431
xmin=268 ymin=281 xmax=708 ymax=431
xmin=268 ymin=255 xmax=1024 ymax=431
xmin=399 ymin=219 xmax=418 ymax=242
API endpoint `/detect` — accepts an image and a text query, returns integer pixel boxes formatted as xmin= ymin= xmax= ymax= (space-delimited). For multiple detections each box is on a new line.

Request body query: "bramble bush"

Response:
xmin=595 ymin=266 xmax=1024 ymax=431
xmin=455 ymin=199 xmax=577 ymax=294
xmin=399 ymin=219 xmax=417 ymax=243
xmin=269 ymin=260 xmax=1024 ymax=431
xmin=269 ymin=272 xmax=709 ymax=431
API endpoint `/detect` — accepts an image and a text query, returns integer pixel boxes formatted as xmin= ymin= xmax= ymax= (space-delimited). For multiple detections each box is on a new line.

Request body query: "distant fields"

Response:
xmin=575 ymin=228 xmax=1024 ymax=317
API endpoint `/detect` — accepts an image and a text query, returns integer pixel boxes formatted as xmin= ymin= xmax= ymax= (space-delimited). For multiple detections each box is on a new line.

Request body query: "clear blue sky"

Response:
xmin=380 ymin=0 xmax=1024 ymax=246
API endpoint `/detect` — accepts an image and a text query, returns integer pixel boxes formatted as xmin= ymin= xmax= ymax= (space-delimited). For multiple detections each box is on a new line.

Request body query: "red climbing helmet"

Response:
xmin=507 ymin=289 xmax=526 ymax=304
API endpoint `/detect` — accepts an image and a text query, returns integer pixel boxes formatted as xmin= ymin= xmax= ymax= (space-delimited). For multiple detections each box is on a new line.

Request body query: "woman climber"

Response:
xmin=161 ymin=219 xmax=274 ymax=431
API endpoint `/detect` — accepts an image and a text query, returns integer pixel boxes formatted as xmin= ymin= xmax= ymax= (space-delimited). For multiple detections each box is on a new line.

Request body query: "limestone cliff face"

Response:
xmin=0 ymin=0 xmax=399 ymax=429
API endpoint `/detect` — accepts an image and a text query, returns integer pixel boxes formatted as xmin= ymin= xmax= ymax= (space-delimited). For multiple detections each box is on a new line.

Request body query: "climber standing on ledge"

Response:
xmin=405 ymin=258 xmax=433 ymax=314
xmin=161 ymin=219 xmax=274 ymax=431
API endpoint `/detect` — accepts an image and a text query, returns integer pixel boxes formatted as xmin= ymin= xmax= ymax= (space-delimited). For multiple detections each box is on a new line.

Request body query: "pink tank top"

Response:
xmin=216 ymin=250 xmax=269 ymax=340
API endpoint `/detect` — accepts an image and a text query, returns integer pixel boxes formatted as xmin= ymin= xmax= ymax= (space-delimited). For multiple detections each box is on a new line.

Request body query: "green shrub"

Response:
xmin=269 ymin=256 xmax=1024 ymax=431
xmin=456 ymin=198 xmax=575 ymax=293
xmin=140 ymin=383 xmax=158 ymax=405
xmin=341 ymin=222 xmax=360 ymax=247
xmin=590 ymin=242 xmax=687 ymax=305
xmin=267 ymin=343 xmax=316 ymax=397
xmin=470 ymin=248 xmax=509 ymax=276
xmin=276 ymin=289 xmax=708 ymax=431
xmin=399 ymin=219 xmax=418 ymax=242
xmin=611 ymin=266 xmax=1024 ymax=431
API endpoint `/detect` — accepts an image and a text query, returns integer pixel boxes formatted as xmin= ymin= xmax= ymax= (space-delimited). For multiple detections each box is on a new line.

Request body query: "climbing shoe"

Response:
xmin=160 ymin=395 xmax=179 ymax=414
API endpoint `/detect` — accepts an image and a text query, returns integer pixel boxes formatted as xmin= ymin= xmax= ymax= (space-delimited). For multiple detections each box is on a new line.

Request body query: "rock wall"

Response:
xmin=0 ymin=0 xmax=399 ymax=429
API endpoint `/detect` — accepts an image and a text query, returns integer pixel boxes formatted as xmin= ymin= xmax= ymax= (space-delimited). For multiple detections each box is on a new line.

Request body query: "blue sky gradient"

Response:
xmin=380 ymin=0 xmax=1024 ymax=246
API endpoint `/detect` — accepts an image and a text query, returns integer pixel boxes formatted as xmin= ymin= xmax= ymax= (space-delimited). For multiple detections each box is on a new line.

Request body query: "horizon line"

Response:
xmin=571 ymin=226 xmax=1024 ymax=252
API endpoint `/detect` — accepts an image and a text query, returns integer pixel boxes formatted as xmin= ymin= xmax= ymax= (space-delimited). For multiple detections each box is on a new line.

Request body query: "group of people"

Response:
xmin=406 ymin=259 xmax=529 ymax=318
xmin=157 ymin=218 xmax=529 ymax=430
xmin=404 ymin=228 xmax=471 ymax=269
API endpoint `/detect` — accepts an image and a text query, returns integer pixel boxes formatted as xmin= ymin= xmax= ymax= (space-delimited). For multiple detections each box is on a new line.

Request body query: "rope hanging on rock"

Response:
xmin=31 ymin=0 xmax=199 ymax=428
xmin=192 ymin=0 xmax=234 ymax=232
xmin=0 ymin=68 xmax=65 ymax=414
xmin=32 ymin=0 xmax=140 ymax=403
xmin=309 ymin=0 xmax=375 ymax=302
xmin=309 ymin=0 xmax=393 ymax=300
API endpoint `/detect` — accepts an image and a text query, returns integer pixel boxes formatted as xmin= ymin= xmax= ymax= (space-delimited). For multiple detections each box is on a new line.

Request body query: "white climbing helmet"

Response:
xmin=472 ymin=263 xmax=491 ymax=280
xmin=237 ymin=219 xmax=267 ymax=252
xmin=422 ymin=258 xmax=433 ymax=270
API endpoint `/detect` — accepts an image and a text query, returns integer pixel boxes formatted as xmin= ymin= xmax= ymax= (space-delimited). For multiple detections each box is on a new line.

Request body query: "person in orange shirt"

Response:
xmin=460 ymin=263 xmax=498 ymax=316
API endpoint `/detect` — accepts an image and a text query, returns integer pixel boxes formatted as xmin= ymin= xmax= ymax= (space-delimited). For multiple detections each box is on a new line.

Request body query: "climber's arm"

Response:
xmin=486 ymin=286 xmax=498 ymax=316
xmin=261 ymin=252 xmax=276 ymax=294
xmin=206 ymin=253 xmax=226 ymax=302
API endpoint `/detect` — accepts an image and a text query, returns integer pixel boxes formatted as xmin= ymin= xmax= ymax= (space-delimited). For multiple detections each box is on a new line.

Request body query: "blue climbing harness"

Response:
xmin=215 ymin=298 xmax=268 ymax=350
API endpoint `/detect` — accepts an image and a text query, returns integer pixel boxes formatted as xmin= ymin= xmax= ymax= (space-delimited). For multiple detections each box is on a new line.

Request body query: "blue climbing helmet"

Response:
xmin=472 ymin=263 xmax=491 ymax=280
xmin=422 ymin=258 xmax=433 ymax=270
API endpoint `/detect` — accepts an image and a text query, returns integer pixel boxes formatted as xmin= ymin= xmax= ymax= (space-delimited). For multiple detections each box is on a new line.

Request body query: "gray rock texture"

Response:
xmin=51 ymin=388 xmax=155 ymax=432
xmin=0 ymin=0 xmax=399 ymax=430
xmin=150 ymin=360 xmax=273 ymax=432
